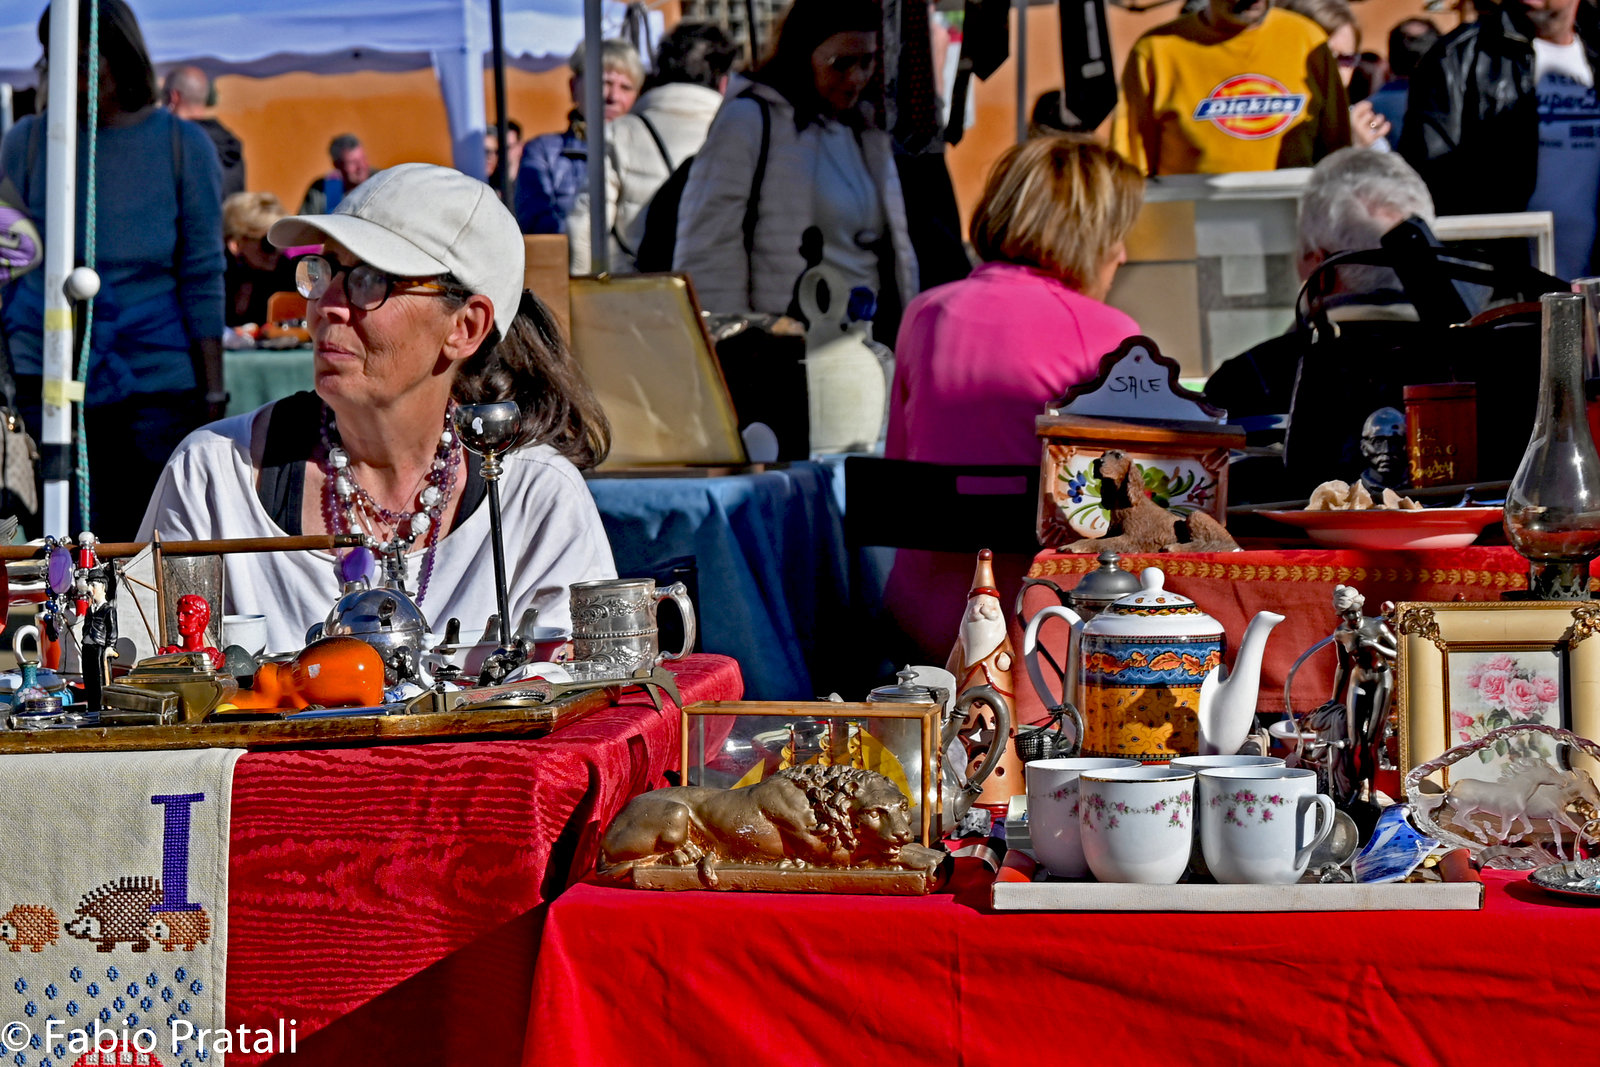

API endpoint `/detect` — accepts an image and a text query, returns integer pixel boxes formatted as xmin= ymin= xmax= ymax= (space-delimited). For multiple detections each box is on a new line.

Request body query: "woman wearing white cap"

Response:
xmin=139 ymin=163 xmax=616 ymax=654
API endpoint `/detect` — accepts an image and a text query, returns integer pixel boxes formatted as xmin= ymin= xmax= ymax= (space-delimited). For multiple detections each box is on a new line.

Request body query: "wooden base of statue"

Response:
xmin=627 ymin=852 xmax=946 ymax=895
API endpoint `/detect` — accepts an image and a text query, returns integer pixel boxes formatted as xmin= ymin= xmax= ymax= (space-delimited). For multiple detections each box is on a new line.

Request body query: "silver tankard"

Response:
xmin=569 ymin=579 xmax=697 ymax=678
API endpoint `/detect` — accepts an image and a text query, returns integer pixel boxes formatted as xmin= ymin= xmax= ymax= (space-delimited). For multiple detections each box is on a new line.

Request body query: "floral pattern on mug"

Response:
xmin=1049 ymin=781 xmax=1081 ymax=818
xmin=1083 ymin=788 xmax=1191 ymax=830
xmin=1209 ymin=788 xmax=1286 ymax=826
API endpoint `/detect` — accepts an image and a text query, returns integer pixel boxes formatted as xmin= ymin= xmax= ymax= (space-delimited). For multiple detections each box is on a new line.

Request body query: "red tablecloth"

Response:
xmin=226 ymin=653 xmax=741 ymax=1066
xmin=529 ymin=863 xmax=1589 ymax=1066
xmin=1025 ymin=546 xmax=1532 ymax=714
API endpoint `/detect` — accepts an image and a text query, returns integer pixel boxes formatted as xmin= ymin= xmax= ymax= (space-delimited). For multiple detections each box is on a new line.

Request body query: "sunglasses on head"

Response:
xmin=1335 ymin=52 xmax=1360 ymax=67
xmin=294 ymin=253 xmax=459 ymax=311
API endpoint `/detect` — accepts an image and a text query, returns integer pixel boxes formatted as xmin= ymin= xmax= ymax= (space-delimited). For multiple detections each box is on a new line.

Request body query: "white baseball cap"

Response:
xmin=269 ymin=162 xmax=525 ymax=340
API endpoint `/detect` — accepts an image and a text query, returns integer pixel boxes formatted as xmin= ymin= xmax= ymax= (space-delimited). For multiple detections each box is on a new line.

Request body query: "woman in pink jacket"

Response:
xmin=882 ymin=136 xmax=1144 ymax=667
xmin=886 ymin=136 xmax=1143 ymax=465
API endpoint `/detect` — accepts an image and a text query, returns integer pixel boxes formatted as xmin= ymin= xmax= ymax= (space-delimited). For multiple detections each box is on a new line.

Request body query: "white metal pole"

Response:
xmin=1015 ymin=0 xmax=1029 ymax=143
xmin=0 ymin=85 xmax=12 ymax=139
xmin=584 ymin=0 xmax=608 ymax=275
xmin=42 ymin=0 xmax=81 ymax=537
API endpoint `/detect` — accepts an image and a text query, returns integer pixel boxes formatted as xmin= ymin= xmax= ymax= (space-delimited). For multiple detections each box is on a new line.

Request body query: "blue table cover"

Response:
xmin=586 ymin=463 xmax=849 ymax=700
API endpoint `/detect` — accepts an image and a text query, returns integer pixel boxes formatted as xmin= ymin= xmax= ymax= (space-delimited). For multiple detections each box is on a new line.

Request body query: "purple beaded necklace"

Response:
xmin=319 ymin=401 xmax=462 ymax=603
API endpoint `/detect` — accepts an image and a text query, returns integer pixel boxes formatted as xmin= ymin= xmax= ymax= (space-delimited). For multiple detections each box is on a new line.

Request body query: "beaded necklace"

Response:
xmin=319 ymin=401 xmax=461 ymax=603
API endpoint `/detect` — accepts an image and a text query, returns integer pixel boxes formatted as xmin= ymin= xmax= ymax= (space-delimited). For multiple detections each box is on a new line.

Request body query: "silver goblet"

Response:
xmin=453 ymin=401 xmax=524 ymax=651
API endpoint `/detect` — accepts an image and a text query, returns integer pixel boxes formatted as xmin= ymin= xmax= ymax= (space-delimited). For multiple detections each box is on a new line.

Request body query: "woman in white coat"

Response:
xmin=569 ymin=22 xmax=742 ymax=274
xmin=674 ymin=0 xmax=918 ymax=338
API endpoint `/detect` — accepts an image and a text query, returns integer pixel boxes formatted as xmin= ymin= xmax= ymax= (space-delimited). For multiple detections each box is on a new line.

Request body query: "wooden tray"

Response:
xmin=0 ymin=685 xmax=616 ymax=754
xmin=991 ymin=878 xmax=1483 ymax=912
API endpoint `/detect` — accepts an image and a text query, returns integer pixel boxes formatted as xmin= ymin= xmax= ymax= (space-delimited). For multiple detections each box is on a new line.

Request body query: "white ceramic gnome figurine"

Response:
xmin=946 ymin=549 xmax=1025 ymax=807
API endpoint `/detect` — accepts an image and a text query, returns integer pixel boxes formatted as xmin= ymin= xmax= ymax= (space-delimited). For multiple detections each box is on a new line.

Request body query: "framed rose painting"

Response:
xmin=1395 ymin=601 xmax=1600 ymax=791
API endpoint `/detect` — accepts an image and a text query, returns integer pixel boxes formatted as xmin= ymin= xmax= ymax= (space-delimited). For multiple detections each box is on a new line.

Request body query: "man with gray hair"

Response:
xmin=1205 ymin=148 xmax=1437 ymax=500
xmin=1206 ymin=148 xmax=1435 ymax=432
xmin=162 ymin=65 xmax=245 ymax=199
xmin=1295 ymin=147 xmax=1435 ymax=298
xmin=298 ymin=133 xmax=370 ymax=215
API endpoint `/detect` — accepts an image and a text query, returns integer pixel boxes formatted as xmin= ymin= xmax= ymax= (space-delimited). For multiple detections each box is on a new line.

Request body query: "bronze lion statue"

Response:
xmin=598 ymin=764 xmax=938 ymax=889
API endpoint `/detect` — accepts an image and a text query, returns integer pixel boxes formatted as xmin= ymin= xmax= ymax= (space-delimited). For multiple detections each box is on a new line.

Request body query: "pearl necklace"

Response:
xmin=319 ymin=401 xmax=461 ymax=603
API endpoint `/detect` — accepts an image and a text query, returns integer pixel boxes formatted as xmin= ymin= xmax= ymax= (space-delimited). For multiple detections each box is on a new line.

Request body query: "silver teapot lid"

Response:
xmin=323 ymin=586 xmax=429 ymax=639
xmin=867 ymin=666 xmax=948 ymax=705
xmin=1071 ymin=550 xmax=1141 ymax=609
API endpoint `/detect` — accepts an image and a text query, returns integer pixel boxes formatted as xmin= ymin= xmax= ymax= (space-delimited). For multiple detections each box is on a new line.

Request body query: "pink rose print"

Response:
xmin=1484 ymin=653 xmax=1516 ymax=672
xmin=1452 ymin=711 xmax=1473 ymax=729
xmin=1536 ymin=675 xmax=1560 ymax=705
xmin=1504 ymin=677 xmax=1541 ymax=718
xmin=1478 ymin=670 xmax=1509 ymax=703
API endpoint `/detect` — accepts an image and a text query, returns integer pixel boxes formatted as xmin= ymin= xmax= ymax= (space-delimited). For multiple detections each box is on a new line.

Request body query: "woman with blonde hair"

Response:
xmin=1276 ymin=0 xmax=1391 ymax=148
xmin=886 ymin=135 xmax=1143 ymax=466
xmin=222 ymin=191 xmax=293 ymax=327
xmin=880 ymin=136 xmax=1143 ymax=666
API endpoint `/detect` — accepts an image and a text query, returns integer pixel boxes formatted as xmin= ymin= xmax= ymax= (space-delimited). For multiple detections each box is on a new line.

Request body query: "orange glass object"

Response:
xmin=226 ymin=636 xmax=386 ymax=711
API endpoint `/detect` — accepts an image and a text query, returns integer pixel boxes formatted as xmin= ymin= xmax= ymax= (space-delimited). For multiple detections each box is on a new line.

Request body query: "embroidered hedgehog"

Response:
xmin=65 ymin=877 xmax=163 ymax=953
xmin=148 ymin=908 xmax=210 ymax=952
xmin=0 ymin=905 xmax=58 ymax=952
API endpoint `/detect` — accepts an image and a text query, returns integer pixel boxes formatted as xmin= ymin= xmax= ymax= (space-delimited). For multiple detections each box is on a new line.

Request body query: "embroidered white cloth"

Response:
xmin=0 ymin=749 xmax=242 ymax=1067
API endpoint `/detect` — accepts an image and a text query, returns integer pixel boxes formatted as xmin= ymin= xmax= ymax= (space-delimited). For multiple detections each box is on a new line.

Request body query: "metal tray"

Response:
xmin=0 ymin=683 xmax=617 ymax=754
xmin=1528 ymin=859 xmax=1600 ymax=901
xmin=991 ymin=878 xmax=1484 ymax=912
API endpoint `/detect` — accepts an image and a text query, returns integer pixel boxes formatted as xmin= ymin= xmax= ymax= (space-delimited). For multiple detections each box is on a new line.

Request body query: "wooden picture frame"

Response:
xmin=1395 ymin=601 xmax=1600 ymax=794
xmin=568 ymin=273 xmax=747 ymax=469
xmin=682 ymin=700 xmax=943 ymax=848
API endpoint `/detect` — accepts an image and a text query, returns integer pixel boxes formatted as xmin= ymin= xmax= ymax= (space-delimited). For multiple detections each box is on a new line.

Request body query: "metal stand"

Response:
xmin=454 ymin=402 xmax=525 ymax=680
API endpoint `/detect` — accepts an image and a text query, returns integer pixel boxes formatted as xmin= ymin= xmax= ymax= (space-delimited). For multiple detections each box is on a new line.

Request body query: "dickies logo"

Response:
xmin=1192 ymin=74 xmax=1307 ymax=139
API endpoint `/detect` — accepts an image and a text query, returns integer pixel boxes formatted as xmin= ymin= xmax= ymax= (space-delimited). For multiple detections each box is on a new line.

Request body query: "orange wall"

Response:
xmin=209 ymin=0 xmax=1459 ymax=219
xmin=213 ymin=65 xmax=574 ymax=211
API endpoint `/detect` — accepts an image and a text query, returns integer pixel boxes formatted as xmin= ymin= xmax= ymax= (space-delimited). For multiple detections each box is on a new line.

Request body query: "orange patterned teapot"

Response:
xmin=1025 ymin=568 xmax=1283 ymax=762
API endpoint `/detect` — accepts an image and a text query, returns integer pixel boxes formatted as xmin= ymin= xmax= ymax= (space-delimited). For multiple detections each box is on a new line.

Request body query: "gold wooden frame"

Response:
xmin=1395 ymin=601 xmax=1600 ymax=793
xmin=682 ymin=700 xmax=943 ymax=848
xmin=569 ymin=273 xmax=747 ymax=469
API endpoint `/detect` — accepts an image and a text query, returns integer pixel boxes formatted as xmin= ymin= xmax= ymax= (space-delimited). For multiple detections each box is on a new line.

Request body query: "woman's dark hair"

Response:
xmin=1387 ymin=18 xmax=1439 ymax=80
xmin=452 ymin=291 xmax=611 ymax=471
xmin=647 ymin=21 xmax=741 ymax=92
xmin=38 ymin=0 xmax=158 ymax=116
xmin=753 ymin=0 xmax=883 ymax=130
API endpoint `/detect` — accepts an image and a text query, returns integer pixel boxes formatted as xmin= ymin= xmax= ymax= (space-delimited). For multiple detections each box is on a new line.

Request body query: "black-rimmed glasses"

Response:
xmin=294 ymin=253 xmax=458 ymax=311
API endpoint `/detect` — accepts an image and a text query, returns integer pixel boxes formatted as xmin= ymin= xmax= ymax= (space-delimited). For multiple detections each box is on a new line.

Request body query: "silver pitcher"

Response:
xmin=570 ymin=578 xmax=697 ymax=677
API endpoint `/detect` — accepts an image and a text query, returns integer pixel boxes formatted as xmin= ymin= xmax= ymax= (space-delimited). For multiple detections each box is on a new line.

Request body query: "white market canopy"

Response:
xmin=0 ymin=0 xmax=650 ymax=175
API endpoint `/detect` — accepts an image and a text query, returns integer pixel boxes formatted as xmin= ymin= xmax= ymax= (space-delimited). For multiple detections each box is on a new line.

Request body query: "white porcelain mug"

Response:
xmin=1078 ymin=765 xmax=1196 ymax=884
xmin=1025 ymin=757 xmax=1139 ymax=877
xmin=1198 ymin=766 xmax=1335 ymax=884
xmin=1171 ymin=755 xmax=1285 ymax=877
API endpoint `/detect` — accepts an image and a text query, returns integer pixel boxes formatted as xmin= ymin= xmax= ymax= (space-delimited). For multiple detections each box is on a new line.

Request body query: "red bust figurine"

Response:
xmin=160 ymin=594 xmax=225 ymax=670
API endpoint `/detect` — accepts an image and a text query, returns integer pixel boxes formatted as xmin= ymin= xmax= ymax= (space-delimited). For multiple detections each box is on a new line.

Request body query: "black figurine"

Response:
xmin=80 ymin=563 xmax=118 ymax=710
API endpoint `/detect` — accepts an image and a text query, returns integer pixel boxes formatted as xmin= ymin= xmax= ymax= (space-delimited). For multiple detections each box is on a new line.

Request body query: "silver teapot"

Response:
xmin=311 ymin=585 xmax=429 ymax=686
xmin=866 ymin=666 xmax=1011 ymax=836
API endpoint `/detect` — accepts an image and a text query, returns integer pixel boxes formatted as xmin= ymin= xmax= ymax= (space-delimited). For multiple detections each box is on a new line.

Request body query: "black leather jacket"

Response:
xmin=1400 ymin=4 xmax=1600 ymax=218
